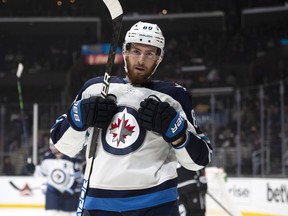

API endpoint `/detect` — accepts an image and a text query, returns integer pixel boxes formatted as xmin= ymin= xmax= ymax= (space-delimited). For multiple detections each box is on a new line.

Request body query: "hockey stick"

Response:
xmin=76 ymin=1 xmax=123 ymax=215
xmin=9 ymin=180 xmax=22 ymax=191
xmin=207 ymin=191 xmax=233 ymax=216
xmin=16 ymin=63 xmax=35 ymax=174
xmin=9 ymin=180 xmax=40 ymax=191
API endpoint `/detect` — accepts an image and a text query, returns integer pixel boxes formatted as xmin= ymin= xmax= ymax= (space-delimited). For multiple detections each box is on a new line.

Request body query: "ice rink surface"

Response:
xmin=0 ymin=208 xmax=46 ymax=216
xmin=0 ymin=208 xmax=75 ymax=216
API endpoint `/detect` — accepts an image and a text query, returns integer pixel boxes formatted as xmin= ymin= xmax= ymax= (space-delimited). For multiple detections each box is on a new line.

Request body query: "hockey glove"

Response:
xmin=67 ymin=96 xmax=117 ymax=131
xmin=138 ymin=97 xmax=187 ymax=143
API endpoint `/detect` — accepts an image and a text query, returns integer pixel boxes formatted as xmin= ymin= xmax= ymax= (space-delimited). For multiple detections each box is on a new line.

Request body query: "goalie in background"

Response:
xmin=39 ymin=141 xmax=83 ymax=216
xmin=177 ymin=165 xmax=207 ymax=216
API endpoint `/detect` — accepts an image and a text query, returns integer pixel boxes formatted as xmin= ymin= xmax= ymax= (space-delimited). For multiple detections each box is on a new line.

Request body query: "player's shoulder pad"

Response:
xmin=146 ymin=80 xmax=190 ymax=102
xmin=146 ymin=79 xmax=183 ymax=91
xmin=75 ymin=76 xmax=125 ymax=100
xmin=61 ymin=154 xmax=81 ymax=163
xmin=43 ymin=151 xmax=56 ymax=160
xmin=84 ymin=76 xmax=126 ymax=89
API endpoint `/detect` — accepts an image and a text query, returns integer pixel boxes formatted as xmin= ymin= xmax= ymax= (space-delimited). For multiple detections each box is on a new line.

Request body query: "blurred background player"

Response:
xmin=40 ymin=141 xmax=83 ymax=216
xmin=177 ymin=165 xmax=207 ymax=216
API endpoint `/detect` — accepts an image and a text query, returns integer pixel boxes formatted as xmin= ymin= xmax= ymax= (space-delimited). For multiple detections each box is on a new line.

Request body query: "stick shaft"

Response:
xmin=76 ymin=1 xmax=123 ymax=215
xmin=9 ymin=181 xmax=21 ymax=191
xmin=207 ymin=191 xmax=233 ymax=216
xmin=9 ymin=181 xmax=40 ymax=191
xmin=16 ymin=71 xmax=30 ymax=157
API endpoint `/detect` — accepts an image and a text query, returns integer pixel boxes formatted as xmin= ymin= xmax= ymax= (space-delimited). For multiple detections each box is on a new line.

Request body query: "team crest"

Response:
xmin=51 ymin=169 xmax=66 ymax=184
xmin=101 ymin=106 xmax=145 ymax=155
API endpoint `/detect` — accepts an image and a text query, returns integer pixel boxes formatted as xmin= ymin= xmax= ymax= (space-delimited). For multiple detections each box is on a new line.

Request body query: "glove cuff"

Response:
xmin=172 ymin=131 xmax=190 ymax=149
xmin=163 ymin=113 xmax=187 ymax=143
xmin=67 ymin=101 xmax=88 ymax=131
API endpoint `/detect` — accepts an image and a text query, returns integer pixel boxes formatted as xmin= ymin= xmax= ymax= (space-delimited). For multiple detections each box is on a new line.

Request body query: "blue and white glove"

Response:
xmin=67 ymin=96 xmax=117 ymax=131
xmin=138 ymin=97 xmax=187 ymax=143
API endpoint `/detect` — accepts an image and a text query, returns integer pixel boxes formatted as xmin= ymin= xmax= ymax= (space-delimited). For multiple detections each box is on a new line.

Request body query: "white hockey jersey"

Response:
xmin=40 ymin=151 xmax=82 ymax=193
xmin=50 ymin=76 xmax=212 ymax=211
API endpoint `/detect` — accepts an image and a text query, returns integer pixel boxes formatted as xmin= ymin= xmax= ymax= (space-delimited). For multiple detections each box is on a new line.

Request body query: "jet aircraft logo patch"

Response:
xmin=101 ymin=106 xmax=145 ymax=155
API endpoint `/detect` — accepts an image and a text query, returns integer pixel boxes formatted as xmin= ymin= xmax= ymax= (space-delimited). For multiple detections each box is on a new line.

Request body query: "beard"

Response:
xmin=125 ymin=57 xmax=157 ymax=85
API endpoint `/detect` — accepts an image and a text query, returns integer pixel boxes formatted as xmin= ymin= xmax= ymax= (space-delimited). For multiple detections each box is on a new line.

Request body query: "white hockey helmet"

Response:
xmin=124 ymin=21 xmax=165 ymax=57
xmin=123 ymin=22 xmax=165 ymax=73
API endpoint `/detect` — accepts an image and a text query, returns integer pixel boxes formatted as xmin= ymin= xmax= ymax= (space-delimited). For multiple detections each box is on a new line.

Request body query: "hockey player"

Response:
xmin=50 ymin=21 xmax=212 ymax=216
xmin=40 ymin=142 xmax=83 ymax=216
xmin=177 ymin=165 xmax=207 ymax=216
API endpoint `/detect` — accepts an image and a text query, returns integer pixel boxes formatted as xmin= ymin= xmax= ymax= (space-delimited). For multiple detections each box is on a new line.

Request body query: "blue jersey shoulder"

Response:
xmin=144 ymin=80 xmax=192 ymax=105
xmin=144 ymin=80 xmax=200 ymax=131
xmin=42 ymin=151 xmax=81 ymax=163
xmin=83 ymin=76 xmax=126 ymax=89
xmin=42 ymin=151 xmax=56 ymax=160
xmin=75 ymin=76 xmax=126 ymax=100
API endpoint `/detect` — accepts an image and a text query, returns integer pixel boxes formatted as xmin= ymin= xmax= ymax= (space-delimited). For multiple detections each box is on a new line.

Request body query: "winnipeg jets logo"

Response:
xmin=110 ymin=112 xmax=135 ymax=147
xmin=101 ymin=106 xmax=145 ymax=155
xmin=51 ymin=169 xmax=66 ymax=184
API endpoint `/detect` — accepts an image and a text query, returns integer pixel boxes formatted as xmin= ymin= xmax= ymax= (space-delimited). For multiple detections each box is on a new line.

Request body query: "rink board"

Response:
xmin=0 ymin=176 xmax=45 ymax=208
xmin=225 ymin=177 xmax=288 ymax=216
xmin=206 ymin=167 xmax=288 ymax=216
xmin=0 ymin=169 xmax=287 ymax=216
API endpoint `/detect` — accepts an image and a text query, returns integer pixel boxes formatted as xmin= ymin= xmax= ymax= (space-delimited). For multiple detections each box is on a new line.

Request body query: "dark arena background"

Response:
xmin=0 ymin=0 xmax=287 ymax=215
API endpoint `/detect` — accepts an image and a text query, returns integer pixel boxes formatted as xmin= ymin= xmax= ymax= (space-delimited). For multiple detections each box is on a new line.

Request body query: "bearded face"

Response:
xmin=125 ymin=56 xmax=157 ymax=85
xmin=123 ymin=43 xmax=160 ymax=85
